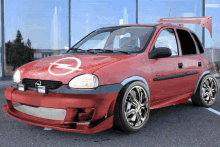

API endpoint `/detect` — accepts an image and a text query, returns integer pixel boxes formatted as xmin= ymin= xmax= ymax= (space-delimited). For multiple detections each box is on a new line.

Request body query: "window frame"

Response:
xmin=149 ymin=27 xmax=180 ymax=58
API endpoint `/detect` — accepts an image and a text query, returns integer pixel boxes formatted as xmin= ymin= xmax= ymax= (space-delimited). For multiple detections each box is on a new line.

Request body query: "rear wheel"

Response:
xmin=113 ymin=81 xmax=150 ymax=133
xmin=191 ymin=75 xmax=218 ymax=107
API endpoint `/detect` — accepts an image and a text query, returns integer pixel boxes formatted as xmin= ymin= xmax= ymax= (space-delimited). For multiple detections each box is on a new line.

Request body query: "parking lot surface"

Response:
xmin=0 ymin=80 xmax=220 ymax=147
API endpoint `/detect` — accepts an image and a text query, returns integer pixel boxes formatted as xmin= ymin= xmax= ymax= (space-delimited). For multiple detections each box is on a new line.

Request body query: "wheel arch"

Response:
xmin=193 ymin=70 xmax=210 ymax=94
xmin=120 ymin=76 xmax=150 ymax=100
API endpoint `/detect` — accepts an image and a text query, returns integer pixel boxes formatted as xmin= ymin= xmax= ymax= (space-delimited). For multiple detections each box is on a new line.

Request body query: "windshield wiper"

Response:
xmin=87 ymin=49 xmax=114 ymax=54
xmin=67 ymin=48 xmax=86 ymax=53
xmin=113 ymin=50 xmax=130 ymax=54
xmin=87 ymin=49 xmax=130 ymax=54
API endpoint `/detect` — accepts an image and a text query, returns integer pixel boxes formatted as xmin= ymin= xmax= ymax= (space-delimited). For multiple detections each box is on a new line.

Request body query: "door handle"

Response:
xmin=198 ymin=61 xmax=202 ymax=67
xmin=178 ymin=63 xmax=183 ymax=69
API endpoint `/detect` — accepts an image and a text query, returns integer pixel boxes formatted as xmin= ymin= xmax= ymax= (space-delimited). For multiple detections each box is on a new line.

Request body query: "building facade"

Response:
xmin=1 ymin=0 xmax=220 ymax=77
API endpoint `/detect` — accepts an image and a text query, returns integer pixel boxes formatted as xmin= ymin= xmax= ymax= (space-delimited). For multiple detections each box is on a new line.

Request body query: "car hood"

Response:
xmin=18 ymin=54 xmax=134 ymax=84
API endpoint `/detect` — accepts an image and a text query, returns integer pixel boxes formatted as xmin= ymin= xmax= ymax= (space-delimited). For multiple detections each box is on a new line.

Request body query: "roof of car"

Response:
xmin=99 ymin=24 xmax=156 ymax=29
xmin=99 ymin=23 xmax=193 ymax=32
xmin=100 ymin=23 xmax=182 ymax=28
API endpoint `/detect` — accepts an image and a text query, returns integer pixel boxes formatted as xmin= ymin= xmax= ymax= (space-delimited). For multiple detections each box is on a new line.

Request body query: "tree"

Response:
xmin=25 ymin=38 xmax=34 ymax=61
xmin=5 ymin=40 xmax=13 ymax=64
xmin=14 ymin=30 xmax=23 ymax=44
xmin=5 ymin=30 xmax=34 ymax=71
xmin=26 ymin=38 xmax=31 ymax=48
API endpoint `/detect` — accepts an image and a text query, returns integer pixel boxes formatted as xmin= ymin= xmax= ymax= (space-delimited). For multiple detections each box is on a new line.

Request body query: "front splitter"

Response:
xmin=3 ymin=105 xmax=113 ymax=134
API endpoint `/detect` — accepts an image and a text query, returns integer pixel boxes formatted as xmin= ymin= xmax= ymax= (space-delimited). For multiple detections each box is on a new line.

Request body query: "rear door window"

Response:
xmin=176 ymin=29 xmax=197 ymax=55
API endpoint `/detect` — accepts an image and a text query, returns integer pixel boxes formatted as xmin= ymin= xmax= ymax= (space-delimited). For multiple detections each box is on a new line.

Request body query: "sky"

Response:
xmin=2 ymin=0 xmax=220 ymax=49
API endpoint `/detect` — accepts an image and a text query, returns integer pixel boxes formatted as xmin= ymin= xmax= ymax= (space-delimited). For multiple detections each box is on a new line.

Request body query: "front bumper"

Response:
xmin=3 ymin=85 xmax=120 ymax=134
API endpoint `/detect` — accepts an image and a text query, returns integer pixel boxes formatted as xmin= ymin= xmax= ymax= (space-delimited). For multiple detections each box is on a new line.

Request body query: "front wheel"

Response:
xmin=191 ymin=75 xmax=218 ymax=107
xmin=113 ymin=81 xmax=150 ymax=133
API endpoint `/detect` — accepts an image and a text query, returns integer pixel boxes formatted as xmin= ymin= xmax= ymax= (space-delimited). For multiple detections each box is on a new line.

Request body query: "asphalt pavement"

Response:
xmin=0 ymin=77 xmax=220 ymax=147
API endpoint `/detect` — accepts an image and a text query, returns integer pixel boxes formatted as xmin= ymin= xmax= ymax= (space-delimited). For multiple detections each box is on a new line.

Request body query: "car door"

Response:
xmin=149 ymin=28 xmax=183 ymax=102
xmin=175 ymin=29 xmax=203 ymax=94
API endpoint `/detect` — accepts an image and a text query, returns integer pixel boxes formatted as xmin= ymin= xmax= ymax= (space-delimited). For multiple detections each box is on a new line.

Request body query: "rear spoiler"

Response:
xmin=156 ymin=16 xmax=212 ymax=38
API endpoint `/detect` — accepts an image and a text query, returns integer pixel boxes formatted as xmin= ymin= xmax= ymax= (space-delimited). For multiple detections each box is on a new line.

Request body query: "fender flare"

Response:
xmin=193 ymin=70 xmax=210 ymax=94
xmin=121 ymin=76 xmax=150 ymax=99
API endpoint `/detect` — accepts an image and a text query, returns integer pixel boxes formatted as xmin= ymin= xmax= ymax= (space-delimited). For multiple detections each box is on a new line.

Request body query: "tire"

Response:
xmin=191 ymin=74 xmax=218 ymax=107
xmin=113 ymin=81 xmax=150 ymax=133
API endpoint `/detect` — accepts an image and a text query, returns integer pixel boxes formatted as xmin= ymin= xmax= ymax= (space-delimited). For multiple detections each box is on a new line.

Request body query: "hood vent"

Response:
xmin=22 ymin=78 xmax=63 ymax=90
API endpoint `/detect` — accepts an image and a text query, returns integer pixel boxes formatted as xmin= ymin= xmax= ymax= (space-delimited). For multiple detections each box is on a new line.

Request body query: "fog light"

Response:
xmin=36 ymin=86 xmax=48 ymax=94
xmin=18 ymin=84 xmax=27 ymax=91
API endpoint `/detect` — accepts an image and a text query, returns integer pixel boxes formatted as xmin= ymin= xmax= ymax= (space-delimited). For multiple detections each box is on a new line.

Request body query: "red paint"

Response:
xmin=3 ymin=105 xmax=113 ymax=134
xmin=5 ymin=87 xmax=118 ymax=121
xmin=19 ymin=54 xmax=133 ymax=85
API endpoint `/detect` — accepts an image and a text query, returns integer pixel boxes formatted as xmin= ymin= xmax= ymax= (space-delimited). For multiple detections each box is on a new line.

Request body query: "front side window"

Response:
xmin=176 ymin=29 xmax=197 ymax=55
xmin=68 ymin=26 xmax=154 ymax=54
xmin=154 ymin=28 xmax=178 ymax=56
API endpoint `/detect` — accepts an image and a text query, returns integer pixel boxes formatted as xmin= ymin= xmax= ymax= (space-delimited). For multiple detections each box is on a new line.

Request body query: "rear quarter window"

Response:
xmin=191 ymin=32 xmax=204 ymax=54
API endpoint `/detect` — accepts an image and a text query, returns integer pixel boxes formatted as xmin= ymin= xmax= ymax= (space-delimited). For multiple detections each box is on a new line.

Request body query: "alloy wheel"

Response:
xmin=124 ymin=86 xmax=149 ymax=128
xmin=201 ymin=77 xmax=218 ymax=105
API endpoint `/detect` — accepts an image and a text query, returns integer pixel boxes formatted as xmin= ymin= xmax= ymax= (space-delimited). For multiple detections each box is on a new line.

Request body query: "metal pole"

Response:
xmin=136 ymin=0 xmax=138 ymax=24
xmin=202 ymin=0 xmax=205 ymax=47
xmin=69 ymin=0 xmax=71 ymax=49
xmin=1 ymin=0 xmax=5 ymax=78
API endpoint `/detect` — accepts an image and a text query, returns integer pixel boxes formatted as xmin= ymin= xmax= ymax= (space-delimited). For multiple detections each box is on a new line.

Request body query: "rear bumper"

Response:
xmin=3 ymin=86 xmax=119 ymax=134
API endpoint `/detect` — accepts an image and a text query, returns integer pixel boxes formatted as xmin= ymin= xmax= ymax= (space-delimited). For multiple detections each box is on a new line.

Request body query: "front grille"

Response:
xmin=22 ymin=78 xmax=63 ymax=89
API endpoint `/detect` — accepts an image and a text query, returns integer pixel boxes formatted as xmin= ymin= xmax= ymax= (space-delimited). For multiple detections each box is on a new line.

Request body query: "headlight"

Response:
xmin=13 ymin=70 xmax=21 ymax=83
xmin=69 ymin=74 xmax=99 ymax=89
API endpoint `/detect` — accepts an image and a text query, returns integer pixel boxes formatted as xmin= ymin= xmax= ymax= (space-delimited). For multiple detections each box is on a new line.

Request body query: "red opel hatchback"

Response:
xmin=3 ymin=16 xmax=218 ymax=134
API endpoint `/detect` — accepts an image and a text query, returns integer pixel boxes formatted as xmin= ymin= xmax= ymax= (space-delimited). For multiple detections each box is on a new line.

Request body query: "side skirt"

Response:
xmin=150 ymin=92 xmax=193 ymax=109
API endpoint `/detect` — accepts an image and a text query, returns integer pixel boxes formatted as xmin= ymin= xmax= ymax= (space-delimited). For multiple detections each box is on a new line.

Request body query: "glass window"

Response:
xmin=113 ymin=32 xmax=140 ymax=49
xmin=5 ymin=0 xmax=68 ymax=50
xmin=71 ymin=0 xmax=136 ymax=46
xmin=155 ymin=28 xmax=178 ymax=56
xmin=79 ymin=32 xmax=110 ymax=50
xmin=139 ymin=0 xmax=202 ymax=42
xmin=72 ymin=26 xmax=154 ymax=53
xmin=205 ymin=0 xmax=220 ymax=49
xmin=0 ymin=2 xmax=2 ymax=77
xmin=191 ymin=32 xmax=204 ymax=54
xmin=177 ymin=29 xmax=197 ymax=55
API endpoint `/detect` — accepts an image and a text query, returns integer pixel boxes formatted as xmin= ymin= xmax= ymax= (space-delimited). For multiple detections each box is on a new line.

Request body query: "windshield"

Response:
xmin=67 ymin=26 xmax=154 ymax=54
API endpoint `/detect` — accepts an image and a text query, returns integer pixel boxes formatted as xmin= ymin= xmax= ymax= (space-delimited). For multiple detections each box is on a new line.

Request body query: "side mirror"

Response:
xmin=148 ymin=47 xmax=172 ymax=59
